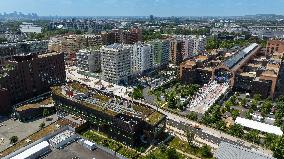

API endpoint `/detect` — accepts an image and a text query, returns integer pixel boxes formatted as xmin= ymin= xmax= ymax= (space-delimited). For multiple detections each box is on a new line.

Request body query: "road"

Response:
xmin=131 ymin=98 xmax=273 ymax=155
xmin=66 ymin=67 xmax=273 ymax=156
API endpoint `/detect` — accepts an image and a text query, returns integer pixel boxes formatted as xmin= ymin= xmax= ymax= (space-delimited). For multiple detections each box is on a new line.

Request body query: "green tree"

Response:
xmin=39 ymin=122 xmax=45 ymax=129
xmin=200 ymin=145 xmax=212 ymax=158
xmin=187 ymin=112 xmax=198 ymax=121
xmin=166 ymin=147 xmax=179 ymax=159
xmin=240 ymin=98 xmax=247 ymax=107
xmin=271 ymin=136 xmax=284 ymax=159
xmin=167 ymin=92 xmax=177 ymax=109
xmin=231 ymin=109 xmax=240 ymax=120
xmin=228 ymin=124 xmax=244 ymax=137
xmin=43 ymin=109 xmax=49 ymax=117
xmin=186 ymin=131 xmax=195 ymax=146
xmin=261 ymin=100 xmax=273 ymax=117
xmin=10 ymin=136 xmax=18 ymax=144
xmin=253 ymin=94 xmax=261 ymax=101
xmin=245 ymin=130 xmax=260 ymax=144
xmin=251 ymin=99 xmax=258 ymax=111
xmin=132 ymin=87 xmax=144 ymax=100
xmin=245 ymin=110 xmax=253 ymax=119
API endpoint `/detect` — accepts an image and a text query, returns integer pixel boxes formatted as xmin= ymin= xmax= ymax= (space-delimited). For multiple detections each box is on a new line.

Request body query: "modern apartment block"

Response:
xmin=76 ymin=49 xmax=101 ymax=72
xmin=148 ymin=39 xmax=170 ymax=68
xmin=51 ymin=82 xmax=166 ymax=146
xmin=100 ymin=43 xmax=132 ymax=84
xmin=170 ymin=35 xmax=206 ymax=65
xmin=101 ymin=28 xmax=142 ymax=45
xmin=0 ymin=40 xmax=48 ymax=65
xmin=0 ymin=52 xmax=66 ymax=115
xmin=131 ymin=42 xmax=153 ymax=75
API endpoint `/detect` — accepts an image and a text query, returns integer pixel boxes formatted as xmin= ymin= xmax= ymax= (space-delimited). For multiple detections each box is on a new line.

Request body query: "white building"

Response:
xmin=49 ymin=130 xmax=77 ymax=149
xmin=101 ymin=43 xmax=132 ymax=84
xmin=131 ymin=42 xmax=153 ymax=75
xmin=20 ymin=22 xmax=42 ymax=33
xmin=76 ymin=49 xmax=101 ymax=72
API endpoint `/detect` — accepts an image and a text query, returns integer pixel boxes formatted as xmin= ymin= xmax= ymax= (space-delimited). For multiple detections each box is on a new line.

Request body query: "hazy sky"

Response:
xmin=0 ymin=0 xmax=284 ymax=16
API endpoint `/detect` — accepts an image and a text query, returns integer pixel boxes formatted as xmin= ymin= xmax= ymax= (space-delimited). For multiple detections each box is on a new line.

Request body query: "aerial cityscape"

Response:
xmin=0 ymin=0 xmax=284 ymax=159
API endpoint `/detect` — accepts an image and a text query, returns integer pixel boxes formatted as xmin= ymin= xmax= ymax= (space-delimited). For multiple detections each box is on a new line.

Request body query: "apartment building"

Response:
xmin=148 ymin=39 xmax=170 ymax=68
xmin=170 ymin=35 xmax=206 ymax=65
xmin=101 ymin=43 xmax=132 ymax=84
xmin=131 ymin=42 xmax=153 ymax=75
xmin=76 ymin=49 xmax=101 ymax=72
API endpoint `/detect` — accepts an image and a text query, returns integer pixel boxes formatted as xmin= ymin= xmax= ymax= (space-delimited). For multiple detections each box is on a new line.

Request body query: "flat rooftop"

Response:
xmin=16 ymin=97 xmax=53 ymax=112
xmin=51 ymin=82 xmax=165 ymax=126
xmin=215 ymin=142 xmax=276 ymax=159
xmin=44 ymin=142 xmax=117 ymax=159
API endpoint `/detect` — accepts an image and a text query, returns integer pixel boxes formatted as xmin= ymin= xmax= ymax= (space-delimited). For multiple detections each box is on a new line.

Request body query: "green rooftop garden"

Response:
xmin=147 ymin=111 xmax=165 ymax=126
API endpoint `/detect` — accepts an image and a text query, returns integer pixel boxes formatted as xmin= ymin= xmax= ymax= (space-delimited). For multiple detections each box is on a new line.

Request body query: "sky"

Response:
xmin=0 ymin=0 xmax=284 ymax=17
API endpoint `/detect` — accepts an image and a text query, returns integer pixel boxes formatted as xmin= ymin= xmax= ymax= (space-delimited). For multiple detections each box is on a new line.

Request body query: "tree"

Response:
xmin=159 ymin=143 xmax=167 ymax=153
xmin=200 ymin=145 xmax=212 ymax=158
xmin=39 ymin=122 xmax=45 ymax=129
xmin=264 ymin=133 xmax=276 ymax=149
xmin=231 ymin=109 xmax=240 ymax=120
xmin=230 ymin=95 xmax=237 ymax=105
xmin=10 ymin=136 xmax=18 ymax=144
xmin=132 ymin=87 xmax=144 ymax=100
xmin=253 ymin=94 xmax=261 ymax=101
xmin=166 ymin=147 xmax=179 ymax=159
xmin=167 ymin=92 xmax=177 ymax=109
xmin=43 ymin=109 xmax=49 ymax=117
xmin=228 ymin=124 xmax=244 ymax=137
xmin=251 ymin=99 xmax=258 ymax=111
xmin=271 ymin=135 xmax=284 ymax=159
xmin=245 ymin=110 xmax=252 ymax=119
xmin=245 ymin=130 xmax=260 ymax=144
xmin=187 ymin=112 xmax=198 ymax=121
xmin=240 ymin=98 xmax=247 ymax=107
xmin=186 ymin=131 xmax=195 ymax=146
xmin=261 ymin=100 xmax=273 ymax=117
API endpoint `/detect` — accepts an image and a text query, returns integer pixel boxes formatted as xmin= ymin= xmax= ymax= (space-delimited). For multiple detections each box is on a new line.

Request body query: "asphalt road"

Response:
xmin=167 ymin=119 xmax=251 ymax=149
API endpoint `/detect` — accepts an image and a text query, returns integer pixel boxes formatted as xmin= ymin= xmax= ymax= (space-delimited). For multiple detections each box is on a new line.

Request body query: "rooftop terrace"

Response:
xmin=52 ymin=82 xmax=165 ymax=125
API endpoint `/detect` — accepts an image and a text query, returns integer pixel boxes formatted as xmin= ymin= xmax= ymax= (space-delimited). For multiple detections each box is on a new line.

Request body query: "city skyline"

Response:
xmin=0 ymin=0 xmax=284 ymax=17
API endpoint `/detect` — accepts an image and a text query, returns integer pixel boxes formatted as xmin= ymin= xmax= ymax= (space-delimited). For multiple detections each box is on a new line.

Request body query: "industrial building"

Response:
xmin=51 ymin=82 xmax=166 ymax=146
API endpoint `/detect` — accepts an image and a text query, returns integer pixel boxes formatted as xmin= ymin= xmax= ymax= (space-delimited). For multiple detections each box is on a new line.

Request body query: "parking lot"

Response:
xmin=44 ymin=142 xmax=117 ymax=159
xmin=0 ymin=114 xmax=58 ymax=152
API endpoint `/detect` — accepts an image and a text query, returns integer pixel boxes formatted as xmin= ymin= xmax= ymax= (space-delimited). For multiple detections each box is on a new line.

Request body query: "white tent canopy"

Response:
xmin=235 ymin=117 xmax=283 ymax=136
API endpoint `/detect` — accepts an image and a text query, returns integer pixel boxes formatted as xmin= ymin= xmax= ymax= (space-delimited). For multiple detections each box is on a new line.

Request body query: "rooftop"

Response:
xmin=52 ymin=82 xmax=165 ymax=125
xmin=215 ymin=142 xmax=276 ymax=159
xmin=235 ymin=117 xmax=283 ymax=136
xmin=16 ymin=97 xmax=53 ymax=112
xmin=224 ymin=43 xmax=259 ymax=69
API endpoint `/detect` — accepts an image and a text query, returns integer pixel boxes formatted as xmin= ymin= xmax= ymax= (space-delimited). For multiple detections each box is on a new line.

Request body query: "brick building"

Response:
xmin=0 ymin=53 xmax=65 ymax=115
